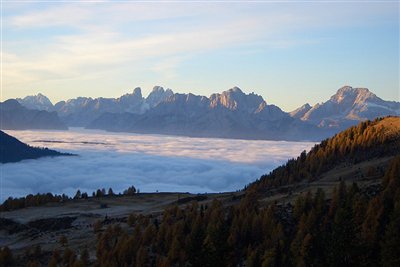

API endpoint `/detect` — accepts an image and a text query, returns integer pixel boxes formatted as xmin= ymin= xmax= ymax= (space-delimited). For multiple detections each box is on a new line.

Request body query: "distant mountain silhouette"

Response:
xmin=290 ymin=86 xmax=400 ymax=129
xmin=16 ymin=93 xmax=54 ymax=111
xmin=87 ymin=87 xmax=325 ymax=141
xmin=0 ymin=99 xmax=67 ymax=130
xmin=52 ymin=87 xmax=148 ymax=126
xmin=0 ymin=130 xmax=72 ymax=163
xmin=12 ymin=85 xmax=400 ymax=141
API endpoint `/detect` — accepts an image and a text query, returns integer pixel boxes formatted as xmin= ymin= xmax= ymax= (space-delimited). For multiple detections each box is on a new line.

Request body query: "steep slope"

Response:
xmin=295 ymin=86 xmax=400 ymax=129
xmin=0 ymin=100 xmax=67 ymax=130
xmin=90 ymin=155 xmax=400 ymax=267
xmin=1 ymin=117 xmax=400 ymax=266
xmin=88 ymin=85 xmax=398 ymax=140
xmin=88 ymin=87 xmax=324 ymax=140
xmin=289 ymin=103 xmax=312 ymax=119
xmin=250 ymin=116 xmax=400 ymax=192
xmin=13 ymin=85 xmax=398 ymax=140
xmin=16 ymin=93 xmax=54 ymax=111
xmin=0 ymin=130 xmax=71 ymax=163
xmin=209 ymin=87 xmax=265 ymax=113
xmin=54 ymin=88 xmax=147 ymax=126
xmin=145 ymin=86 xmax=174 ymax=108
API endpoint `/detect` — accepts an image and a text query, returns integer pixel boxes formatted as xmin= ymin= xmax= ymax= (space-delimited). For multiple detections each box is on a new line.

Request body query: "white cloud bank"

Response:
xmin=0 ymin=129 xmax=314 ymax=202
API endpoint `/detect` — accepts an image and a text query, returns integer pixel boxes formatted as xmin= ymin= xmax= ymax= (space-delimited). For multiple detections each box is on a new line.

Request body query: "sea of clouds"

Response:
xmin=0 ymin=128 xmax=315 ymax=202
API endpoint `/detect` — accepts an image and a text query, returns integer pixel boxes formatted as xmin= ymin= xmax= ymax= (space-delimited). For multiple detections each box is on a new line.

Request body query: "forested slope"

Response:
xmin=1 ymin=117 xmax=399 ymax=266
xmin=88 ymin=156 xmax=400 ymax=267
xmin=249 ymin=116 xmax=400 ymax=192
xmin=89 ymin=117 xmax=400 ymax=266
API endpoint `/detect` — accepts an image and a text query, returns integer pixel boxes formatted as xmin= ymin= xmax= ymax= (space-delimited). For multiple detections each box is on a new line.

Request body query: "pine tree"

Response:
xmin=80 ymin=247 xmax=90 ymax=266
xmin=0 ymin=246 xmax=13 ymax=266
xmin=168 ymin=237 xmax=182 ymax=264
xmin=108 ymin=187 xmax=114 ymax=196
xmin=74 ymin=190 xmax=81 ymax=199
xmin=59 ymin=235 xmax=68 ymax=247
xmin=135 ymin=246 xmax=148 ymax=267
xmin=381 ymin=200 xmax=400 ymax=266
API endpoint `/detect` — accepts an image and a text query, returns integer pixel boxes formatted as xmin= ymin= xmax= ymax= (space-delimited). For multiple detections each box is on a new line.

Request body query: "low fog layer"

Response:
xmin=0 ymin=128 xmax=314 ymax=202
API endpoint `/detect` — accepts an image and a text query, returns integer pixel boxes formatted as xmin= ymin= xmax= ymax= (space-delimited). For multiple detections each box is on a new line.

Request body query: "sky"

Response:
xmin=0 ymin=128 xmax=314 ymax=202
xmin=2 ymin=1 xmax=399 ymax=111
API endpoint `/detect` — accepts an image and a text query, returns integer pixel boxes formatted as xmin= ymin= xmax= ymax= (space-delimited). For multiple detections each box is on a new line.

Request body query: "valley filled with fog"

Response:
xmin=0 ymin=128 xmax=314 ymax=202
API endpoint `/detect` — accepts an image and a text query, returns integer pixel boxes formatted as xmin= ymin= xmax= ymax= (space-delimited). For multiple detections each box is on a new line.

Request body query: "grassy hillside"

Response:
xmin=249 ymin=116 xmax=400 ymax=192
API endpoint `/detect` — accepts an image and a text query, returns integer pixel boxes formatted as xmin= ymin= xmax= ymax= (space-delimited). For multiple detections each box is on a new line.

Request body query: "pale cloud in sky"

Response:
xmin=2 ymin=2 xmax=398 ymax=109
xmin=5 ymin=6 xmax=273 ymax=87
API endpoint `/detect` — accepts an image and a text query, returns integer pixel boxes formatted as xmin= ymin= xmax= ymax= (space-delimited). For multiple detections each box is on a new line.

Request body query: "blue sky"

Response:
xmin=2 ymin=1 xmax=399 ymax=111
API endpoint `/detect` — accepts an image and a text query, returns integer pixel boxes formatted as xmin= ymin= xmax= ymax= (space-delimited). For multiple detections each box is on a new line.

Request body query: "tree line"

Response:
xmin=7 ymin=155 xmax=396 ymax=266
xmin=1 ymin=117 xmax=399 ymax=266
xmin=0 ymin=185 xmax=138 ymax=212
xmin=89 ymin=156 xmax=400 ymax=266
xmin=249 ymin=117 xmax=400 ymax=192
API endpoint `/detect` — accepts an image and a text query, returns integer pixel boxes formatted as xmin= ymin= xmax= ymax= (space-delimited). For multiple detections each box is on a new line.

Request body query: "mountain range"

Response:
xmin=290 ymin=86 xmax=400 ymax=129
xmin=0 ymin=99 xmax=67 ymax=130
xmin=8 ymin=85 xmax=400 ymax=141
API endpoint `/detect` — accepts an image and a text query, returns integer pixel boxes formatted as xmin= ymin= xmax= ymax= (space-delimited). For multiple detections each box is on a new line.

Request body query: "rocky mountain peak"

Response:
xmin=227 ymin=86 xmax=244 ymax=94
xmin=118 ymin=87 xmax=144 ymax=104
xmin=289 ymin=103 xmax=312 ymax=119
xmin=331 ymin=86 xmax=376 ymax=104
xmin=294 ymin=86 xmax=399 ymax=128
xmin=132 ymin=87 xmax=143 ymax=98
xmin=16 ymin=93 xmax=54 ymax=111
xmin=146 ymin=86 xmax=174 ymax=107
xmin=151 ymin=86 xmax=164 ymax=93
xmin=209 ymin=87 xmax=264 ymax=113
xmin=36 ymin=93 xmax=46 ymax=98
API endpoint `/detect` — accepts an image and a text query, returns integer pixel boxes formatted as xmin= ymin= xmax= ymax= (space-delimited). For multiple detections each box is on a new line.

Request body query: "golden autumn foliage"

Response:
xmin=250 ymin=117 xmax=400 ymax=192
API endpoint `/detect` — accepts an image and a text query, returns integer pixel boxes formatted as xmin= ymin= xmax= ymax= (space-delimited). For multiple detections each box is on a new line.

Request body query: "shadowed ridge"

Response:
xmin=0 ymin=130 xmax=74 ymax=163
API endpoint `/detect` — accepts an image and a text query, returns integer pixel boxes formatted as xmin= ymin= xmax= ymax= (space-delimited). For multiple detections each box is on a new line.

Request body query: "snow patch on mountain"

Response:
xmin=294 ymin=86 xmax=400 ymax=128
xmin=17 ymin=93 xmax=54 ymax=111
